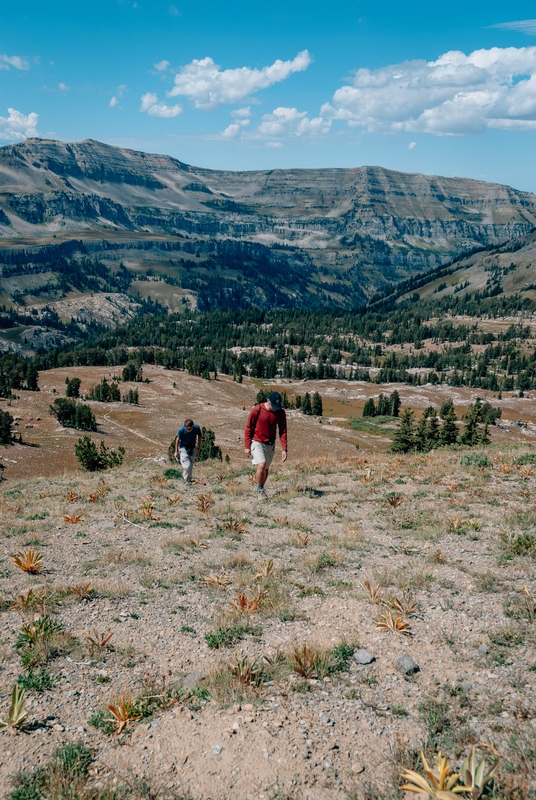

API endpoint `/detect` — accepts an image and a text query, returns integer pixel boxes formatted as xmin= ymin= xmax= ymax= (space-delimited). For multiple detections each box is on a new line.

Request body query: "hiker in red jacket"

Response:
xmin=244 ymin=391 xmax=288 ymax=499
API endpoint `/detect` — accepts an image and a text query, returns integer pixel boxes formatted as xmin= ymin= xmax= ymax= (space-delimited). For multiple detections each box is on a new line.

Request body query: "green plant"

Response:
xmin=198 ymin=426 xmax=222 ymax=461
xmin=0 ymin=684 xmax=27 ymax=731
xmin=122 ymin=388 xmax=139 ymax=404
xmin=514 ymin=453 xmax=536 ymax=466
xmin=17 ymin=668 xmax=57 ymax=692
xmin=204 ymin=623 xmax=258 ymax=649
xmin=87 ymin=377 xmax=120 ymax=402
xmin=460 ymin=453 xmax=490 ymax=469
xmin=75 ymin=436 xmax=125 ymax=471
xmin=65 ymin=376 xmax=81 ymax=397
xmin=0 ymin=408 xmax=14 ymax=445
xmin=459 ymin=746 xmax=500 ymax=800
xmin=6 ymin=743 xmax=97 ymax=799
xmin=49 ymin=398 xmax=97 ymax=431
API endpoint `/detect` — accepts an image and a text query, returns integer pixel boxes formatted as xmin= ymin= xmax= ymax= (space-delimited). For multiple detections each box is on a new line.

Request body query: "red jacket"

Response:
xmin=245 ymin=404 xmax=287 ymax=451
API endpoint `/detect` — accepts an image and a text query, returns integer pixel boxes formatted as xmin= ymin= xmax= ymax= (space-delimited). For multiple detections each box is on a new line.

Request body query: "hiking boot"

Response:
xmin=256 ymin=487 xmax=268 ymax=501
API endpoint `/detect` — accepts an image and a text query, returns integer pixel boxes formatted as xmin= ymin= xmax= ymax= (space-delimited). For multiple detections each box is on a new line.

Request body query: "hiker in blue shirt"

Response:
xmin=174 ymin=418 xmax=202 ymax=484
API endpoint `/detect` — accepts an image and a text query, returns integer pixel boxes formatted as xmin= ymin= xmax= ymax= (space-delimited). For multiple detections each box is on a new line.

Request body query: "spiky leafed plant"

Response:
xmin=230 ymin=656 xmax=263 ymax=688
xmin=12 ymin=549 xmax=43 ymax=574
xmin=86 ymin=630 xmax=113 ymax=649
xmin=64 ymin=513 xmax=84 ymax=524
xmin=10 ymin=589 xmax=46 ymax=615
xmin=166 ymin=494 xmax=181 ymax=505
xmin=390 ymin=590 xmax=419 ymax=617
xmin=297 ymin=531 xmax=310 ymax=547
xmin=68 ymin=584 xmax=94 ymax=602
xmin=401 ymin=750 xmax=464 ymax=799
xmin=229 ymin=592 xmax=261 ymax=614
xmin=66 ymin=491 xmax=79 ymax=503
xmin=196 ymin=493 xmax=214 ymax=513
xmin=387 ymin=493 xmax=403 ymax=508
xmin=204 ymin=574 xmax=232 ymax=589
xmin=254 ymin=559 xmax=274 ymax=579
xmin=361 ymin=578 xmax=383 ymax=604
xmin=291 ymin=644 xmax=317 ymax=678
xmin=15 ymin=617 xmax=63 ymax=650
xmin=0 ymin=684 xmax=27 ymax=732
xmin=221 ymin=516 xmax=246 ymax=533
xmin=106 ymin=696 xmax=140 ymax=735
xmin=458 ymin=746 xmax=500 ymax=800
xmin=376 ymin=609 xmax=411 ymax=635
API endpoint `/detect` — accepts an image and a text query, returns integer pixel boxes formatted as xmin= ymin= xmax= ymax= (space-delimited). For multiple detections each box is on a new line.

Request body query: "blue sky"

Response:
xmin=2 ymin=1 xmax=536 ymax=191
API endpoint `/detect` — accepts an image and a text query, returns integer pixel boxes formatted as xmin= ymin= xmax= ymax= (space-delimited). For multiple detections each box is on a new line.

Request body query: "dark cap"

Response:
xmin=268 ymin=391 xmax=282 ymax=411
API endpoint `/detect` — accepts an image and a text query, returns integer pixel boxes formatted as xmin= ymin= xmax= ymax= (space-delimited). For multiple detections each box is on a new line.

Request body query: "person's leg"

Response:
xmin=179 ymin=448 xmax=192 ymax=483
xmin=256 ymin=461 xmax=268 ymax=488
xmin=189 ymin=451 xmax=196 ymax=483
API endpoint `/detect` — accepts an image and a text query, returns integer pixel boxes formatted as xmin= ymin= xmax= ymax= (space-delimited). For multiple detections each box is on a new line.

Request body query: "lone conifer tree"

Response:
xmin=391 ymin=409 xmax=416 ymax=453
xmin=311 ymin=391 xmax=323 ymax=416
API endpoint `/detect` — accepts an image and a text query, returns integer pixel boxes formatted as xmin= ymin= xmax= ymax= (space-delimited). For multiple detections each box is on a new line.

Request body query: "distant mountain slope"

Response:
xmin=395 ymin=228 xmax=536 ymax=305
xmin=0 ymin=138 xmax=536 ymax=326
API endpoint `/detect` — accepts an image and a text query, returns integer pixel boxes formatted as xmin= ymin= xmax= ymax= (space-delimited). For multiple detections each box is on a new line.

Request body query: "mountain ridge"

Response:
xmin=0 ymin=138 xmax=536 ymax=352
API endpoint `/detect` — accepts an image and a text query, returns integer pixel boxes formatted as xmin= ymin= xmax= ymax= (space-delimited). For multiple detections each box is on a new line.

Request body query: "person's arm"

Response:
xmin=174 ymin=434 xmax=179 ymax=461
xmin=196 ymin=426 xmax=202 ymax=456
xmin=278 ymin=410 xmax=288 ymax=462
xmin=244 ymin=406 xmax=258 ymax=455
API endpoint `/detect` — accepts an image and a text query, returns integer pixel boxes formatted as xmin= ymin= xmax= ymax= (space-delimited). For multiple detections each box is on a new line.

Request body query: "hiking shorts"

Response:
xmin=251 ymin=440 xmax=275 ymax=469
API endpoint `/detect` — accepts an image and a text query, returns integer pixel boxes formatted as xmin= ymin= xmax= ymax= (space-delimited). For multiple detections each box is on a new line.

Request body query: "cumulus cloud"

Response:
xmin=0 ymin=54 xmax=30 ymax=71
xmin=166 ymin=50 xmax=311 ymax=110
xmin=266 ymin=141 xmax=283 ymax=148
xmin=58 ymin=82 xmax=70 ymax=92
xmin=492 ymin=19 xmax=536 ymax=34
xmin=0 ymin=108 xmax=39 ymax=141
xmin=153 ymin=59 xmax=170 ymax=72
xmin=109 ymin=96 xmax=119 ymax=107
xmin=408 ymin=141 xmax=417 ymax=149
xmin=256 ymin=106 xmax=331 ymax=138
xmin=321 ymin=46 xmax=536 ymax=135
xmin=139 ymin=91 xmax=182 ymax=118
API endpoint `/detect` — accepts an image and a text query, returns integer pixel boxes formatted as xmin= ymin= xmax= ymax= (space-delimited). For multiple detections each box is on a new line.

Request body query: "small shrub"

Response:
xmin=205 ymin=623 xmax=258 ymax=649
xmin=75 ymin=436 xmax=125 ymax=471
xmin=87 ymin=377 xmax=120 ymax=402
xmin=514 ymin=453 xmax=536 ymax=466
xmin=460 ymin=453 xmax=491 ymax=469
xmin=17 ymin=668 xmax=57 ymax=692
xmin=6 ymin=743 xmax=95 ymax=799
xmin=65 ymin=377 xmax=81 ymax=398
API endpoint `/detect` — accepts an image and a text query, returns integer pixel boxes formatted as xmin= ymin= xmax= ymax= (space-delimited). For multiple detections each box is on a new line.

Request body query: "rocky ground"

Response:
xmin=0 ymin=416 xmax=535 ymax=798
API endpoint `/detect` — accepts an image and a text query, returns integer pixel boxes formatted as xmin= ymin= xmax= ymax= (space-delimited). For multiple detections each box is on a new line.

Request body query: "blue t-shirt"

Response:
xmin=178 ymin=424 xmax=201 ymax=451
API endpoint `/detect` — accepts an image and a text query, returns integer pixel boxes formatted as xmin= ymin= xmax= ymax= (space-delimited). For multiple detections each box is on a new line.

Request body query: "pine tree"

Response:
xmin=439 ymin=406 xmax=458 ymax=446
xmin=389 ymin=390 xmax=401 ymax=417
xmin=362 ymin=398 xmax=376 ymax=418
xmin=391 ymin=409 xmax=416 ymax=453
xmin=414 ymin=416 xmax=428 ymax=452
xmin=302 ymin=392 xmax=312 ymax=415
xmin=311 ymin=391 xmax=323 ymax=416
xmin=439 ymin=398 xmax=454 ymax=419
xmin=460 ymin=405 xmax=480 ymax=446
xmin=426 ymin=410 xmax=440 ymax=447
xmin=377 ymin=394 xmax=389 ymax=416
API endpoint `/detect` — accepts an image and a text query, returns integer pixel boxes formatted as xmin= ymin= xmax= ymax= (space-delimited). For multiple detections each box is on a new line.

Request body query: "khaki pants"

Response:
xmin=179 ymin=447 xmax=196 ymax=483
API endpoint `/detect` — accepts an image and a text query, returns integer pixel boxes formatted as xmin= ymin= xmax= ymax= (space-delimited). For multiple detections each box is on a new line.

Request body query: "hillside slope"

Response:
xmin=0 ymin=139 xmax=536 ymax=317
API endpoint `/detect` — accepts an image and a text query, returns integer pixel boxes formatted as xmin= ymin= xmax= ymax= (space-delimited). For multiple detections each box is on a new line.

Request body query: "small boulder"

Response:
xmin=353 ymin=649 xmax=375 ymax=665
xmin=395 ymin=654 xmax=419 ymax=676
xmin=477 ymin=644 xmax=489 ymax=655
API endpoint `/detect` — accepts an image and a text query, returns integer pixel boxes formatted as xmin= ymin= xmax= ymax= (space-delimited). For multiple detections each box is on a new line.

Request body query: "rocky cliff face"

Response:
xmin=0 ymin=138 xmax=535 ymax=309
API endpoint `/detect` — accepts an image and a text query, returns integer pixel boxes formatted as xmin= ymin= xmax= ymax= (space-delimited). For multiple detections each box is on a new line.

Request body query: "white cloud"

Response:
xmin=321 ymin=46 xmax=536 ymax=135
xmin=109 ymin=96 xmax=118 ymax=107
xmin=154 ymin=59 xmax=170 ymax=72
xmin=0 ymin=54 xmax=30 ymax=71
xmin=408 ymin=141 xmax=417 ymax=149
xmin=256 ymin=106 xmax=331 ymax=138
xmin=166 ymin=50 xmax=311 ymax=110
xmin=58 ymin=82 xmax=70 ymax=92
xmin=139 ymin=91 xmax=182 ymax=118
xmin=221 ymin=119 xmax=250 ymax=139
xmin=169 ymin=5 xmax=180 ymax=16
xmin=492 ymin=19 xmax=536 ymax=34
xmin=0 ymin=108 xmax=39 ymax=141
xmin=231 ymin=106 xmax=251 ymax=118
xmin=266 ymin=141 xmax=283 ymax=148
